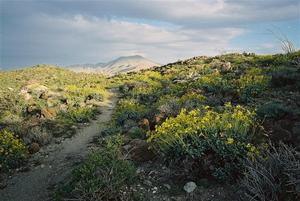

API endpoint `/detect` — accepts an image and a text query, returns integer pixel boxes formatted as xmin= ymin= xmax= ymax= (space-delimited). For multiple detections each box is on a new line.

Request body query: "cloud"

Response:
xmin=19 ymin=0 xmax=297 ymax=28
xmin=1 ymin=13 xmax=245 ymax=67
xmin=1 ymin=0 xmax=299 ymax=68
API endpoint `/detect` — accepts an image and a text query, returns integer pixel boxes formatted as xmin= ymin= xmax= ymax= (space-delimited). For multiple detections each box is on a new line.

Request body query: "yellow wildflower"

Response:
xmin=226 ymin=137 xmax=234 ymax=145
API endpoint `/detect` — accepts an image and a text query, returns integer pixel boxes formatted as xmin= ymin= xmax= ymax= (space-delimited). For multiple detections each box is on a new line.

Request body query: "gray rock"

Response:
xmin=128 ymin=139 xmax=155 ymax=162
xmin=183 ymin=181 xmax=197 ymax=193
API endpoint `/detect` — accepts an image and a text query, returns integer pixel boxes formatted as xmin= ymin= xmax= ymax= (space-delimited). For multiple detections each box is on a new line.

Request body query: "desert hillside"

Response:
xmin=1 ymin=52 xmax=299 ymax=201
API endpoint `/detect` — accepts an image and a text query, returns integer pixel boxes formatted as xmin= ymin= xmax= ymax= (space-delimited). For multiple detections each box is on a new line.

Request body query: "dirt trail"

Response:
xmin=0 ymin=91 xmax=118 ymax=201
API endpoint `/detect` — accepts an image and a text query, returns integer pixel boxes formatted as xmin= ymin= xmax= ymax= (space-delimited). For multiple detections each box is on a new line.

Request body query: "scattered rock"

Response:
xmin=155 ymin=113 xmax=165 ymax=124
xmin=29 ymin=142 xmax=40 ymax=154
xmin=139 ymin=118 xmax=150 ymax=131
xmin=59 ymin=104 xmax=68 ymax=112
xmin=23 ymin=84 xmax=49 ymax=97
xmin=46 ymin=98 xmax=59 ymax=107
xmin=220 ymin=62 xmax=232 ymax=72
xmin=86 ymin=99 xmax=102 ymax=107
xmin=184 ymin=181 xmax=197 ymax=193
xmin=26 ymin=105 xmax=41 ymax=117
xmin=23 ymin=93 xmax=32 ymax=101
xmin=41 ymin=108 xmax=57 ymax=119
xmin=127 ymin=139 xmax=155 ymax=162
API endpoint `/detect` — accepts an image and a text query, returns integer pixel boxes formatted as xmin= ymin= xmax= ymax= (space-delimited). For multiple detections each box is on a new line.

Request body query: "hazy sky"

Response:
xmin=1 ymin=0 xmax=299 ymax=69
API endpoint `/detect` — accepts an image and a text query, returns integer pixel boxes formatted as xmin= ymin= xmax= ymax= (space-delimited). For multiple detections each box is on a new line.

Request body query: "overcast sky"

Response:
xmin=1 ymin=0 xmax=299 ymax=69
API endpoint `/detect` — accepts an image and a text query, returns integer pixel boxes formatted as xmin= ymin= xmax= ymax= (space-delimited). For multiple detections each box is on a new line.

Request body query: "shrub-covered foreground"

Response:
xmin=0 ymin=130 xmax=28 ymax=171
xmin=240 ymin=144 xmax=300 ymax=201
xmin=0 ymin=65 xmax=108 ymax=172
xmin=103 ymin=51 xmax=300 ymax=200
xmin=148 ymin=103 xmax=259 ymax=181
xmin=55 ymin=135 xmax=136 ymax=201
xmin=2 ymin=52 xmax=300 ymax=200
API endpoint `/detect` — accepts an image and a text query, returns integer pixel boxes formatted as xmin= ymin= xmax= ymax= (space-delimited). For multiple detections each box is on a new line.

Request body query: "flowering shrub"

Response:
xmin=179 ymin=92 xmax=206 ymax=110
xmin=0 ymin=130 xmax=28 ymax=171
xmin=148 ymin=103 xmax=258 ymax=180
xmin=193 ymin=72 xmax=232 ymax=93
xmin=238 ymin=68 xmax=270 ymax=102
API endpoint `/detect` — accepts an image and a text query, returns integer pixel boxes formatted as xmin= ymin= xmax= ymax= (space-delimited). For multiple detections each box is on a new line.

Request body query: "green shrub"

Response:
xmin=59 ymin=107 xmax=95 ymax=123
xmin=179 ymin=92 xmax=206 ymax=110
xmin=61 ymin=135 xmax=135 ymax=201
xmin=0 ymin=130 xmax=28 ymax=172
xmin=148 ymin=103 xmax=258 ymax=180
xmin=238 ymin=68 xmax=270 ymax=102
xmin=128 ymin=127 xmax=146 ymax=139
xmin=156 ymin=95 xmax=181 ymax=117
xmin=257 ymin=101 xmax=294 ymax=120
xmin=115 ymin=99 xmax=146 ymax=125
xmin=193 ymin=71 xmax=233 ymax=94
xmin=240 ymin=144 xmax=300 ymax=201
xmin=101 ymin=125 xmax=122 ymax=137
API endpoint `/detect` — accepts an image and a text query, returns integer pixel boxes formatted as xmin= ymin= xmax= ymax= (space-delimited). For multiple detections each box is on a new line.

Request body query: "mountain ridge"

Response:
xmin=67 ymin=55 xmax=160 ymax=75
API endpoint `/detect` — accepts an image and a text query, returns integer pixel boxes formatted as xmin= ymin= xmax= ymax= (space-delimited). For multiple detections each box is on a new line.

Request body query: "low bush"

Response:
xmin=257 ymin=101 xmax=294 ymax=120
xmin=240 ymin=144 xmax=300 ymax=201
xmin=128 ymin=127 xmax=146 ymax=139
xmin=179 ymin=92 xmax=206 ymax=110
xmin=59 ymin=107 xmax=96 ymax=123
xmin=58 ymin=135 xmax=136 ymax=201
xmin=193 ymin=71 xmax=234 ymax=95
xmin=238 ymin=68 xmax=270 ymax=102
xmin=157 ymin=96 xmax=181 ymax=118
xmin=148 ymin=103 xmax=258 ymax=180
xmin=115 ymin=99 xmax=146 ymax=126
xmin=0 ymin=129 xmax=28 ymax=172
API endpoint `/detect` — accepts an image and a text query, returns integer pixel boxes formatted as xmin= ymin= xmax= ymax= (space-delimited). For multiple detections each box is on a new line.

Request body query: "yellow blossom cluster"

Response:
xmin=148 ymin=103 xmax=257 ymax=157
xmin=0 ymin=130 xmax=28 ymax=171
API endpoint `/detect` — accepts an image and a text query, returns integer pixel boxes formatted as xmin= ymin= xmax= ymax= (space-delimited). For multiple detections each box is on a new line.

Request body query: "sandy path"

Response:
xmin=0 ymin=91 xmax=118 ymax=201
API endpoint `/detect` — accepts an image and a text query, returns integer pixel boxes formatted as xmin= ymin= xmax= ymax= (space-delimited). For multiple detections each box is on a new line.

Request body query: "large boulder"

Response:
xmin=22 ymin=84 xmax=49 ymax=97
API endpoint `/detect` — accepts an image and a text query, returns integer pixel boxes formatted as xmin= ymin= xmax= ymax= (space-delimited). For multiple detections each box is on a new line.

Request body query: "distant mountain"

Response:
xmin=67 ymin=55 xmax=160 ymax=75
